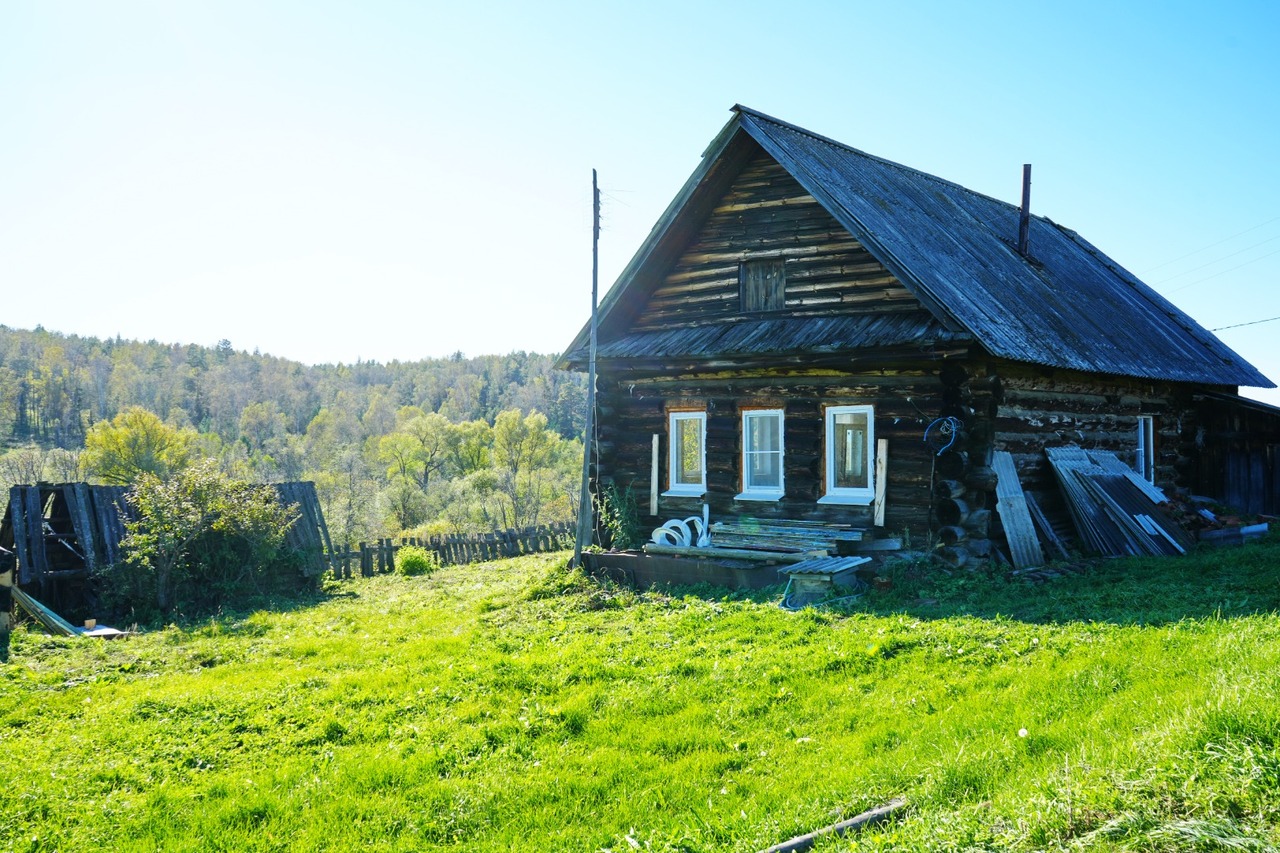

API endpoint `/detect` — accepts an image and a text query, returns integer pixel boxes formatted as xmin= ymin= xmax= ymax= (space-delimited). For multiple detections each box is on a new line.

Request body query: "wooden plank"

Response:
xmin=24 ymin=487 xmax=47 ymax=583
xmin=10 ymin=488 xmax=32 ymax=585
xmin=874 ymin=438 xmax=888 ymax=527
xmin=992 ymin=451 xmax=1045 ymax=569
xmin=1023 ymin=491 xmax=1069 ymax=560
xmin=70 ymin=483 xmax=97 ymax=572
xmin=643 ymin=543 xmax=826 ymax=563
xmin=650 ymin=434 xmax=659 ymax=516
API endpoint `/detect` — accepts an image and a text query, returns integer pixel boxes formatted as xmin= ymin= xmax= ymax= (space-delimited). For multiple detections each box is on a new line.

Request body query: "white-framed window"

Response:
xmin=664 ymin=410 xmax=706 ymax=497
xmin=737 ymin=408 xmax=785 ymax=501
xmin=1136 ymin=415 xmax=1155 ymax=483
xmin=820 ymin=404 xmax=875 ymax=505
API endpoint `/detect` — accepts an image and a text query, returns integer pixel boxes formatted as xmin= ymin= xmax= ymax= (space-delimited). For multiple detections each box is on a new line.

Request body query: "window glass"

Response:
xmin=822 ymin=405 xmax=875 ymax=504
xmin=1137 ymin=415 xmax=1155 ymax=483
xmin=832 ymin=410 xmax=869 ymax=489
xmin=741 ymin=409 xmax=784 ymax=497
xmin=666 ymin=411 xmax=706 ymax=495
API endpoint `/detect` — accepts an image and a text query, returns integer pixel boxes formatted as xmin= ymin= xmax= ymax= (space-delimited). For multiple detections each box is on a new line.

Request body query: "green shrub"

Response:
xmin=113 ymin=460 xmax=303 ymax=620
xmin=596 ymin=482 xmax=643 ymax=550
xmin=396 ymin=545 xmax=438 ymax=577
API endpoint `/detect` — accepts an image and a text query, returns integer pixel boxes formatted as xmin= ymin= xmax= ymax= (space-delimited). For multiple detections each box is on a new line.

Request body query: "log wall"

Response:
xmin=986 ymin=361 xmax=1197 ymax=494
xmin=593 ymin=357 xmax=1216 ymax=553
xmin=594 ymin=364 xmax=955 ymax=535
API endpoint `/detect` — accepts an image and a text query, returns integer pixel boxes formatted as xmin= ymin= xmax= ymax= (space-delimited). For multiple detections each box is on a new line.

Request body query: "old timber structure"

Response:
xmin=559 ymin=106 xmax=1273 ymax=565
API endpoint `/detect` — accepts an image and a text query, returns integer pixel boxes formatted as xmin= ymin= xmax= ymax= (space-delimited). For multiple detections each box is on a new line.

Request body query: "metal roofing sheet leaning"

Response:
xmin=736 ymin=109 xmax=1272 ymax=388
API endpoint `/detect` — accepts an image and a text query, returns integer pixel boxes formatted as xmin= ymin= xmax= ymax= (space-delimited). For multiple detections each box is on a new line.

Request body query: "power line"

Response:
xmin=1164 ymin=246 xmax=1280 ymax=294
xmin=1211 ymin=314 xmax=1280 ymax=332
xmin=1152 ymin=232 xmax=1280 ymax=286
xmin=1143 ymin=214 xmax=1280 ymax=274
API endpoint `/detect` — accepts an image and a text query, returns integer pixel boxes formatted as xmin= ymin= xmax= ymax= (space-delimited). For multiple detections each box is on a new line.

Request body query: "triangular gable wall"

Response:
xmin=627 ymin=148 xmax=924 ymax=334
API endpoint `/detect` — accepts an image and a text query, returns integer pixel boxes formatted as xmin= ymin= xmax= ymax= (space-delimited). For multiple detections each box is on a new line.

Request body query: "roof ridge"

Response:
xmin=732 ymin=103 xmax=1047 ymax=222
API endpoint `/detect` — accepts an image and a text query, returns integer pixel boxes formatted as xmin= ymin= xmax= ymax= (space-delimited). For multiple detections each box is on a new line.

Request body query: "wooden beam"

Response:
xmin=874 ymin=438 xmax=888 ymax=527
xmin=650 ymin=434 xmax=660 ymax=516
xmin=643 ymin=544 xmax=826 ymax=563
xmin=992 ymin=451 xmax=1045 ymax=569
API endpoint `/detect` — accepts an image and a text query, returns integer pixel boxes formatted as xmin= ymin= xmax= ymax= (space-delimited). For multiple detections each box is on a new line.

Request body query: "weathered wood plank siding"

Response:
xmin=632 ymin=153 xmax=920 ymax=332
xmin=1192 ymin=394 xmax=1280 ymax=514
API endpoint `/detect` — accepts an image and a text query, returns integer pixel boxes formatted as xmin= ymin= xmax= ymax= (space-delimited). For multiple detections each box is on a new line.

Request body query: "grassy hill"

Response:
xmin=3 ymin=542 xmax=1280 ymax=851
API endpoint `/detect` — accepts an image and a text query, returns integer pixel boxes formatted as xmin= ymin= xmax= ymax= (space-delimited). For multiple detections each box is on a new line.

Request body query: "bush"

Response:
xmin=396 ymin=545 xmax=438 ymax=577
xmin=597 ymin=483 xmax=643 ymax=550
xmin=112 ymin=460 xmax=302 ymax=619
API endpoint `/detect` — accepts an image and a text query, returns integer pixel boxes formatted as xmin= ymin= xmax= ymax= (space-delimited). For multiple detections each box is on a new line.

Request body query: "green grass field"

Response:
xmin=3 ymin=540 xmax=1280 ymax=851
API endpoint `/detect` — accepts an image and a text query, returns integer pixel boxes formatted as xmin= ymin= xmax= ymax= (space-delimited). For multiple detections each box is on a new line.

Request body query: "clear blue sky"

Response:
xmin=3 ymin=1 xmax=1278 ymax=402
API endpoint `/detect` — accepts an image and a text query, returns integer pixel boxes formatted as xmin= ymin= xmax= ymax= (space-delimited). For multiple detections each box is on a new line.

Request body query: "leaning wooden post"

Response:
xmin=573 ymin=168 xmax=600 ymax=568
xmin=759 ymin=798 xmax=907 ymax=853
xmin=0 ymin=558 xmax=13 ymax=653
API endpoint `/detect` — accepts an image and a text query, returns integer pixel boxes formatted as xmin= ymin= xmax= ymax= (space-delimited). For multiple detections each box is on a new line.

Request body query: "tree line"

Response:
xmin=0 ymin=326 xmax=587 ymax=546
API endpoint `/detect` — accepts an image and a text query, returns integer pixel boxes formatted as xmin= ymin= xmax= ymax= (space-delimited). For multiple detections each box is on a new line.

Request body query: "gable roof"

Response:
xmin=562 ymin=106 xmax=1272 ymax=388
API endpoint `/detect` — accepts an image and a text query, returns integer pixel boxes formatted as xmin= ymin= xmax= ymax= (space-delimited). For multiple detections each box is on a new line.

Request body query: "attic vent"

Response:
xmin=1017 ymin=164 xmax=1032 ymax=257
xmin=740 ymin=258 xmax=786 ymax=312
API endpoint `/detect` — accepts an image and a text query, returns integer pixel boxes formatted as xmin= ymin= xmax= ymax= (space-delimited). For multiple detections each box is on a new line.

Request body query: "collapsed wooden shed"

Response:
xmin=0 ymin=481 xmax=335 ymax=602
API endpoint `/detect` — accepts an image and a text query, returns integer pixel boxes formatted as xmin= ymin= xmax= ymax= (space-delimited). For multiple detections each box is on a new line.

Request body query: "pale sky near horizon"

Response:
xmin=3 ymin=2 xmax=1279 ymax=404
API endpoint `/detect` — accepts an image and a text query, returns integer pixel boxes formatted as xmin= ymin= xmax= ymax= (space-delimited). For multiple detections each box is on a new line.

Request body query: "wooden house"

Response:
xmin=559 ymin=106 xmax=1273 ymax=561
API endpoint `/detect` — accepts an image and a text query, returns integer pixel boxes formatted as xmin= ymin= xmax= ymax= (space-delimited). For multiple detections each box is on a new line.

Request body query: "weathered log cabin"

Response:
xmin=559 ymin=105 xmax=1274 ymax=560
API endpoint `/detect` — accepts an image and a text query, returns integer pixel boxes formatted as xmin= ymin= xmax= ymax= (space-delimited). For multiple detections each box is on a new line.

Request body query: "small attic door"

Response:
xmin=740 ymin=258 xmax=786 ymax=312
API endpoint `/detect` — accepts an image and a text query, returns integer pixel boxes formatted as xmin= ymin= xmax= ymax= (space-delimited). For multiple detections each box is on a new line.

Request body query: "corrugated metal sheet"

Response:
xmin=735 ymin=107 xmax=1272 ymax=387
xmin=571 ymin=311 xmax=969 ymax=362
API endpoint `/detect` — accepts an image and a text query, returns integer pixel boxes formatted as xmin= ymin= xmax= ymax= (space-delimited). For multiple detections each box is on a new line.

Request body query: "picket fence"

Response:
xmin=330 ymin=522 xmax=574 ymax=578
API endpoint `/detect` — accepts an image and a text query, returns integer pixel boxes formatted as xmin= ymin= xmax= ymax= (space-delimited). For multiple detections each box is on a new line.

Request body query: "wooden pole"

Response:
xmin=758 ymin=798 xmax=907 ymax=853
xmin=1017 ymin=163 xmax=1032 ymax=256
xmin=650 ymin=434 xmax=660 ymax=516
xmin=573 ymin=169 xmax=600 ymax=567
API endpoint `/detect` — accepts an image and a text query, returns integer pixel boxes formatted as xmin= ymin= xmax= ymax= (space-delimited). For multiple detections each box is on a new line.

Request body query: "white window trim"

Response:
xmin=1136 ymin=415 xmax=1156 ymax=483
xmin=819 ymin=404 xmax=876 ymax=506
xmin=663 ymin=410 xmax=707 ymax=497
xmin=736 ymin=408 xmax=785 ymax=502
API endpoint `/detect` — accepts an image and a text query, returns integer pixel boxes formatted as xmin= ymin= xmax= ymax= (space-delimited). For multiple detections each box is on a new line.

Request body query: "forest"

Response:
xmin=0 ymin=325 xmax=587 ymax=546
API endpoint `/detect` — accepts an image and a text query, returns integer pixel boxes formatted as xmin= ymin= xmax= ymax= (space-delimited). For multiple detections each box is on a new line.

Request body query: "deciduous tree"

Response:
xmin=82 ymin=407 xmax=196 ymax=485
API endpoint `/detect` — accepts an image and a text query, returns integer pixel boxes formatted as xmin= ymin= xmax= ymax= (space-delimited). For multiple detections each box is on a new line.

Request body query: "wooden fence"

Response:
xmin=330 ymin=522 xmax=574 ymax=579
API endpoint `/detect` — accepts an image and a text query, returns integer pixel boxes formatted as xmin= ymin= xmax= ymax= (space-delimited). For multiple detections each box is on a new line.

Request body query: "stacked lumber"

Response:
xmin=709 ymin=519 xmax=866 ymax=553
xmin=1045 ymin=448 xmax=1193 ymax=557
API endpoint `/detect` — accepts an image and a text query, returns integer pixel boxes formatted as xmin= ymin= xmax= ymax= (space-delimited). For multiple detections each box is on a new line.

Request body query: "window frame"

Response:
xmin=737 ymin=408 xmax=785 ymax=501
xmin=1136 ymin=414 xmax=1156 ymax=483
xmin=663 ymin=410 xmax=707 ymax=497
xmin=819 ymin=404 xmax=876 ymax=505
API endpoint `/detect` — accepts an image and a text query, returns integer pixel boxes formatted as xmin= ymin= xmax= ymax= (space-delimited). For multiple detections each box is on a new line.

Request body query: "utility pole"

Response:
xmin=573 ymin=170 xmax=600 ymax=567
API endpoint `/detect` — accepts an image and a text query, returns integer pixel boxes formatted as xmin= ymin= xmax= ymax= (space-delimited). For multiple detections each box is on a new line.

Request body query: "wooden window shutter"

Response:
xmin=740 ymin=258 xmax=786 ymax=313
